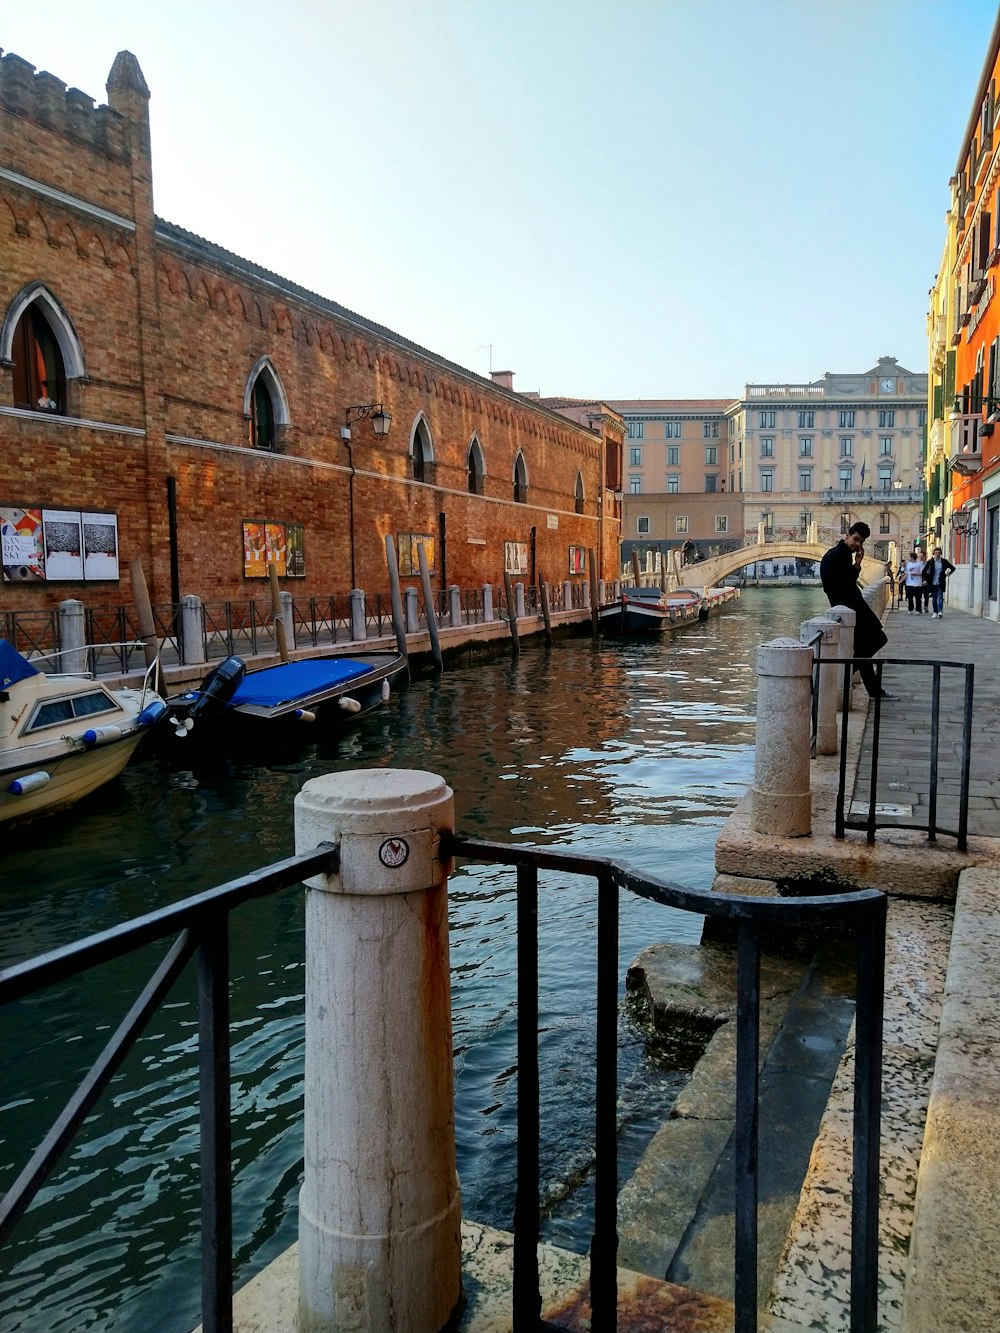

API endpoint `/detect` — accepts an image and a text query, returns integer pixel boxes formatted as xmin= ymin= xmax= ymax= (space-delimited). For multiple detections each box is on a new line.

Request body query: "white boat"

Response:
xmin=0 ymin=640 xmax=167 ymax=826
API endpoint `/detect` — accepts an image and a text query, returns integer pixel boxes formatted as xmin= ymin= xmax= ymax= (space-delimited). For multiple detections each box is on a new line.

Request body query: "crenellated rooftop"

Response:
xmin=0 ymin=49 xmax=130 ymax=158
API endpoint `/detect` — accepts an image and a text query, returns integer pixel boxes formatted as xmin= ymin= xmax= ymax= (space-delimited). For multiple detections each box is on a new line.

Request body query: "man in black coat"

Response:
xmin=819 ymin=521 xmax=892 ymax=698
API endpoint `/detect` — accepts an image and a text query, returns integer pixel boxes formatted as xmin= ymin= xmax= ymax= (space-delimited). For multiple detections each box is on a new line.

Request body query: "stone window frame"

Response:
xmin=409 ymin=413 xmax=436 ymax=485
xmin=1 ymin=281 xmax=87 ymax=416
xmin=243 ymin=356 xmax=289 ymax=452
xmin=467 ymin=435 xmax=485 ymax=495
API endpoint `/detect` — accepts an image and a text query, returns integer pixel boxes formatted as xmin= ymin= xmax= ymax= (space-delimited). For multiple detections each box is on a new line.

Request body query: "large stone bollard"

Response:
xmin=294 ymin=770 xmax=461 ymax=1333
xmin=826 ymin=604 xmax=858 ymax=709
xmin=751 ymin=638 xmax=813 ymax=837
xmin=179 ymin=595 xmax=207 ymax=666
xmin=800 ymin=616 xmax=841 ymax=755
xmin=57 ymin=598 xmax=88 ymax=673
xmin=349 ymin=588 xmax=366 ymax=642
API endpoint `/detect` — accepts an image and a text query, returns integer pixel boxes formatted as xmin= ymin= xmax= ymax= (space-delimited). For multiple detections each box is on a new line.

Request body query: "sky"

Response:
xmin=3 ymin=0 xmax=998 ymax=398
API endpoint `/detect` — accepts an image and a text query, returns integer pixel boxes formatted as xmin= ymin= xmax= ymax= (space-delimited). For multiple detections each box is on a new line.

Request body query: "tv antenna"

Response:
xmin=477 ymin=343 xmax=493 ymax=373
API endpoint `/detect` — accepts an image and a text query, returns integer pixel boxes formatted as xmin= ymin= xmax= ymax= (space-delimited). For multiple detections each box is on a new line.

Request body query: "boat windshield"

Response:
xmin=26 ymin=690 xmax=120 ymax=733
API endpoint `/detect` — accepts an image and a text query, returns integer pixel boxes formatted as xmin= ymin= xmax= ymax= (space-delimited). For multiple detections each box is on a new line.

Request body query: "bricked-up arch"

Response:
xmin=467 ymin=435 xmax=485 ymax=495
xmin=513 ymin=451 xmax=528 ymax=504
xmin=243 ymin=356 xmax=289 ymax=452
xmin=575 ymin=470 xmax=585 ymax=514
xmin=2 ymin=283 xmax=86 ymax=414
xmin=410 ymin=414 xmax=435 ymax=484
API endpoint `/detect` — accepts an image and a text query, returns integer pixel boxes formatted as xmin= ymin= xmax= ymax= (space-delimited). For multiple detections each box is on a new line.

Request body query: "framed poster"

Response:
xmin=265 ymin=522 xmax=287 ymax=576
xmin=286 ymin=522 xmax=305 ymax=577
xmin=243 ymin=521 xmax=267 ymax=578
xmin=397 ymin=533 xmax=436 ymax=576
xmin=568 ymin=546 xmax=586 ymax=574
xmin=1 ymin=506 xmax=44 ymax=582
xmin=82 ymin=512 xmax=119 ymax=580
xmin=42 ymin=509 xmax=84 ymax=581
xmin=504 ymin=540 xmax=528 ymax=575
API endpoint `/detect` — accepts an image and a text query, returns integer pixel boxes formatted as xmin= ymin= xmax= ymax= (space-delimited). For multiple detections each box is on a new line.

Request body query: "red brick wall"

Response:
xmin=1 ymin=48 xmax=619 ymax=618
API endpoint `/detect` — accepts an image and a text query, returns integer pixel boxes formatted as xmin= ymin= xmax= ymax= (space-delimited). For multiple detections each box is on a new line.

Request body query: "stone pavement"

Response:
xmin=853 ymin=601 xmax=1000 ymax=840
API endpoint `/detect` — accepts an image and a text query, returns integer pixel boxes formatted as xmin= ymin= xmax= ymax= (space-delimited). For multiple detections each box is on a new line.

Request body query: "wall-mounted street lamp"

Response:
xmin=951 ymin=394 xmax=1000 ymax=419
xmin=950 ymin=503 xmax=978 ymax=535
xmin=340 ymin=404 xmax=392 ymax=590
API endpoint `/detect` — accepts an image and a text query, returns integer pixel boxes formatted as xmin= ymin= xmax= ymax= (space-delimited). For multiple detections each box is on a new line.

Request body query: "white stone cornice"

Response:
xmin=0 ymin=405 xmax=145 ymax=435
xmin=0 ymin=165 xmax=136 ymax=232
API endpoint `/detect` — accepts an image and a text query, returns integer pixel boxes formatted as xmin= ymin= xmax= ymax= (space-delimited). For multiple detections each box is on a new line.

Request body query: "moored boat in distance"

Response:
xmin=164 ymin=650 xmax=408 ymax=742
xmin=597 ymin=585 xmax=739 ymax=637
xmin=0 ymin=639 xmax=167 ymax=826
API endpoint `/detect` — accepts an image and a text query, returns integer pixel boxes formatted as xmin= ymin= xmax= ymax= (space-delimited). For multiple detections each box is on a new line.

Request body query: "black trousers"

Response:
xmin=906 ymin=586 xmax=923 ymax=612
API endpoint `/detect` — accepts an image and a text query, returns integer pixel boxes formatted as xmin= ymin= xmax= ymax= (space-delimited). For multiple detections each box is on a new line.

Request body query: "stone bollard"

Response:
xmin=179 ymin=595 xmax=207 ymax=666
xmin=349 ymin=588 xmax=366 ymax=643
xmin=800 ymin=616 xmax=841 ymax=755
xmin=482 ymin=583 xmax=493 ymax=621
xmin=294 ymin=770 xmax=461 ymax=1333
xmin=563 ymin=579 xmax=572 ymax=611
xmin=449 ymin=584 xmax=461 ymax=626
xmin=515 ymin=582 xmax=526 ymax=618
xmin=405 ymin=586 xmax=420 ymax=634
xmin=826 ymin=604 xmax=858 ymax=709
xmin=280 ymin=590 xmax=296 ymax=650
xmin=583 ymin=580 xmax=591 ymax=609
xmin=57 ymin=598 xmax=88 ymax=674
xmin=751 ymin=638 xmax=813 ymax=837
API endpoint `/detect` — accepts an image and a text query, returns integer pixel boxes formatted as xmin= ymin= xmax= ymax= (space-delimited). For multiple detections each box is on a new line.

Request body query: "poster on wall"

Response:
xmin=265 ymin=523 xmax=287 ymax=577
xmin=243 ymin=519 xmax=306 ymax=578
xmin=285 ymin=522 xmax=305 ymax=577
xmin=82 ymin=512 xmax=119 ymax=580
xmin=504 ymin=540 xmax=528 ymax=575
xmin=243 ymin=521 xmax=267 ymax=578
xmin=397 ymin=533 xmax=436 ymax=576
xmin=568 ymin=546 xmax=586 ymax=574
xmin=42 ymin=509 xmax=84 ymax=581
xmin=1 ymin=506 xmax=44 ymax=582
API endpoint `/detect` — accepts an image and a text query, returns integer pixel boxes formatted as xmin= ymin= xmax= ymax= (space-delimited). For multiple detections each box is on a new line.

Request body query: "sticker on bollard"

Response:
xmin=378 ymin=836 xmax=410 ymax=867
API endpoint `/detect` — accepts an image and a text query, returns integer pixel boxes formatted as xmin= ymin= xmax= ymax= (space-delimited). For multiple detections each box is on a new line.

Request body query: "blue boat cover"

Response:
xmin=0 ymin=639 xmax=41 ymax=689
xmin=229 ymin=657 xmax=375 ymax=709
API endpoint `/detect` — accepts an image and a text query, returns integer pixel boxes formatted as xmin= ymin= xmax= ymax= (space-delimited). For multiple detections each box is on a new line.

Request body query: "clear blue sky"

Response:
xmin=3 ymin=1 xmax=997 ymax=397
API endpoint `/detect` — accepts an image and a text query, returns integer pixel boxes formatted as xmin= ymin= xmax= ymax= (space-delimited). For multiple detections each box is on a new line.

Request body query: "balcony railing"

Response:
xmin=819 ymin=488 xmax=923 ymax=504
xmin=949 ymin=413 xmax=984 ymax=475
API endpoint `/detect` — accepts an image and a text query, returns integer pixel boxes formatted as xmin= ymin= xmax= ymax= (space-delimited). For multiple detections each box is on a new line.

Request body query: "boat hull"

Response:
xmin=0 ymin=728 xmax=148 ymax=825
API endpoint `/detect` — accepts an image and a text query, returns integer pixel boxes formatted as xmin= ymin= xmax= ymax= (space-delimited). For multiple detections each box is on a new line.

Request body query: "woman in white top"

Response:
xmin=904 ymin=552 xmax=926 ymax=614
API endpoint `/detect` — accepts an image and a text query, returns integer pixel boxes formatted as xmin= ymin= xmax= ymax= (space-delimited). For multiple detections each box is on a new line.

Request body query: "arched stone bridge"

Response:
xmin=632 ymin=533 xmax=890 ymax=593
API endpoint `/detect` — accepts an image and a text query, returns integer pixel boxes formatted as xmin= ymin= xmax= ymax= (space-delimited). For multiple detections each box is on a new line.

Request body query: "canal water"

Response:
xmin=0 ymin=587 xmax=826 ymax=1333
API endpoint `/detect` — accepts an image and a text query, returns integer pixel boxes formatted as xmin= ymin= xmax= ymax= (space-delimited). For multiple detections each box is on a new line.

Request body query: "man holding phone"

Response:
xmin=820 ymin=521 xmax=892 ymax=699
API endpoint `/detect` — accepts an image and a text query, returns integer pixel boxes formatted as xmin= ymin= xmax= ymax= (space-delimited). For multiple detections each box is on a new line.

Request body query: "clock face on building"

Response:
xmin=880 ymin=378 xmax=896 ymax=393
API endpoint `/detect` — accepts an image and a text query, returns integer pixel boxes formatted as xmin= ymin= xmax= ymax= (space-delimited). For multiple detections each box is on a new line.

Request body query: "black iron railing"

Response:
xmin=0 ymin=845 xmax=338 ymax=1333
xmin=830 ymin=657 xmax=974 ymax=850
xmin=0 ymin=836 xmax=887 ymax=1333
xmin=444 ymin=833 xmax=886 ymax=1333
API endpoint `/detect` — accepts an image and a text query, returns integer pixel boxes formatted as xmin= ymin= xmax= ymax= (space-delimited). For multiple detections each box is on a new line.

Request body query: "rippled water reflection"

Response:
xmin=0 ymin=588 xmax=826 ymax=1332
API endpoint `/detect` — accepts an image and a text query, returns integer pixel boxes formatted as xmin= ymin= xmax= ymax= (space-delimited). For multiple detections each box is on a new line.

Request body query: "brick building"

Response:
xmin=0 ymin=49 xmax=620 ymax=615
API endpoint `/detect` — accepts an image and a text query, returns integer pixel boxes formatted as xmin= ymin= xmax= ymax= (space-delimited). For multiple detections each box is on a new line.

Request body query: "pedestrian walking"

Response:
xmin=922 ymin=546 xmax=956 ymax=618
xmin=820 ymin=521 xmax=892 ymax=699
xmin=904 ymin=551 xmax=926 ymax=614
xmin=896 ymin=562 xmax=906 ymax=608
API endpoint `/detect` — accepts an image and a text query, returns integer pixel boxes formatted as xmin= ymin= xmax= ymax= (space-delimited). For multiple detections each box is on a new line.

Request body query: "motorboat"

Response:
xmin=0 ymin=639 xmax=167 ymax=826
xmin=164 ymin=650 xmax=408 ymax=740
xmin=597 ymin=585 xmax=738 ymax=636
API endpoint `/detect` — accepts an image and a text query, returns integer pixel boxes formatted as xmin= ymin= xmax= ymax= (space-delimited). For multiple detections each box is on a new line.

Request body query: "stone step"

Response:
xmin=899 ymin=867 xmax=1000 ymax=1333
xmin=768 ymin=896 xmax=953 ymax=1333
xmin=618 ymin=938 xmax=855 ymax=1307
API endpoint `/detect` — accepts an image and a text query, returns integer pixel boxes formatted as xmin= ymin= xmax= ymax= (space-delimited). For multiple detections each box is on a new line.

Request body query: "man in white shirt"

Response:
xmin=904 ymin=552 xmax=926 ymax=614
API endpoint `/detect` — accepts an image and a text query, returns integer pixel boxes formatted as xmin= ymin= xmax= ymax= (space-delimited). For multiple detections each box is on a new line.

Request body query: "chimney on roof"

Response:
xmin=490 ymin=370 xmax=514 ymax=391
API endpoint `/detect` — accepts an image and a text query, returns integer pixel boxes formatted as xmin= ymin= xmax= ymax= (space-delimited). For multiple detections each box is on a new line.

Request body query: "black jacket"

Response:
xmin=922 ymin=556 xmax=955 ymax=586
xmin=819 ymin=540 xmax=888 ymax=658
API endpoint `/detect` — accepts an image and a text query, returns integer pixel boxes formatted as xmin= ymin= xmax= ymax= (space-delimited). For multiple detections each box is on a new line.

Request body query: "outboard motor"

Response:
xmin=168 ymin=655 xmax=246 ymax=736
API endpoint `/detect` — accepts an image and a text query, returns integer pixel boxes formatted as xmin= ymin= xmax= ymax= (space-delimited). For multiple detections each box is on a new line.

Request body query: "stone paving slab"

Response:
xmin=767 ymin=897 xmax=953 ymax=1333
xmin=900 ymin=867 xmax=1000 ymax=1333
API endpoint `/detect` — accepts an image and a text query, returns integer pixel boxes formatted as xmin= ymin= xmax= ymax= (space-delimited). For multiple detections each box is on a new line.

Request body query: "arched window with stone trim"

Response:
xmin=2 ymin=282 xmax=86 ymax=415
xmin=410 ymin=416 xmax=435 ymax=484
xmin=575 ymin=471 xmax=585 ymax=514
xmin=467 ymin=436 xmax=485 ymax=495
xmin=513 ymin=451 xmax=528 ymax=504
xmin=243 ymin=357 xmax=289 ymax=452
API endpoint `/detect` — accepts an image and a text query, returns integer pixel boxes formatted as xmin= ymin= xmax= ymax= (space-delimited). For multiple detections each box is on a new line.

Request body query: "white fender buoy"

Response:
xmin=82 ymin=725 xmax=124 ymax=747
xmin=295 ymin=708 xmax=317 ymax=723
xmin=381 ymin=679 xmax=391 ymax=700
xmin=8 ymin=771 xmax=51 ymax=796
xmin=338 ymin=696 xmax=362 ymax=714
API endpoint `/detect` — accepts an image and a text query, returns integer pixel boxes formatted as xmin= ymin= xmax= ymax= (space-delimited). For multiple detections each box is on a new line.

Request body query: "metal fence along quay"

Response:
xmin=0 ymin=809 xmax=887 ymax=1333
